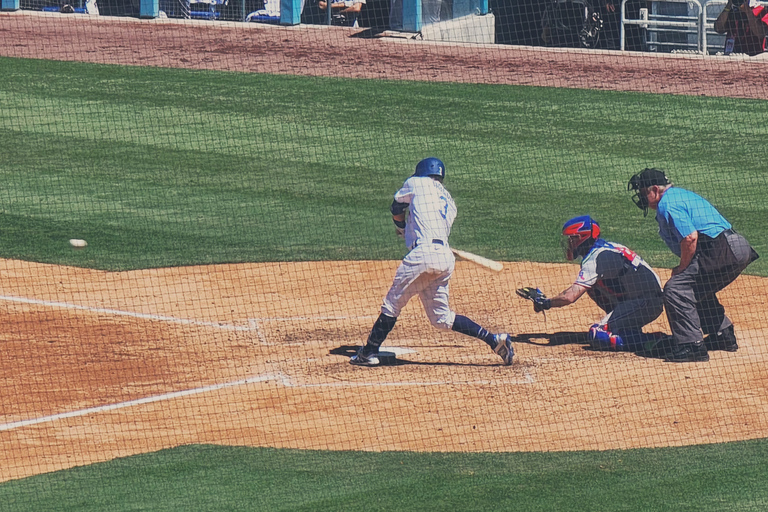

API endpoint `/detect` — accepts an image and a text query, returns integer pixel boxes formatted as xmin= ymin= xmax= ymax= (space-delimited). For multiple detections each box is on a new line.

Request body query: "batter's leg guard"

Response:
xmin=351 ymin=314 xmax=397 ymax=366
xmin=452 ymin=315 xmax=496 ymax=346
xmin=364 ymin=313 xmax=397 ymax=352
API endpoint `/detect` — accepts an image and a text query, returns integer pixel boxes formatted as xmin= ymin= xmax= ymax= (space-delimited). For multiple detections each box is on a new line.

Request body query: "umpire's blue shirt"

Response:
xmin=656 ymin=187 xmax=731 ymax=257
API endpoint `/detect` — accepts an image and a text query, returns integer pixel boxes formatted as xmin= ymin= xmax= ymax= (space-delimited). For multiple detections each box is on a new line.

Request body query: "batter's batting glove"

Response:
xmin=516 ymin=287 xmax=551 ymax=313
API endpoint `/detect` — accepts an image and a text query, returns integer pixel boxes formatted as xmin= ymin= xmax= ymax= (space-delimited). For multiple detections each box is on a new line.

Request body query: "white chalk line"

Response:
xmin=247 ymin=318 xmax=268 ymax=343
xmin=0 ymin=295 xmax=533 ymax=431
xmin=0 ymin=374 xmax=282 ymax=432
xmin=0 ymin=294 xmax=376 ymax=337
xmin=255 ymin=315 xmax=379 ymax=322
xmin=0 ymin=370 xmax=534 ymax=432
xmin=0 ymin=294 xmax=253 ymax=331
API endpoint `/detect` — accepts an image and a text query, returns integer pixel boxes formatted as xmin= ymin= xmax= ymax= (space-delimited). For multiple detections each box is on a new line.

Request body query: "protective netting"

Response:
xmin=0 ymin=7 xmax=766 ymax=496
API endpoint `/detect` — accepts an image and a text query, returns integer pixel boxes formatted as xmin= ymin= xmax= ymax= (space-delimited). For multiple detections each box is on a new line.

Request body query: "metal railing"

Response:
xmin=620 ymin=0 xmax=767 ymax=54
xmin=701 ymin=0 xmax=730 ymax=53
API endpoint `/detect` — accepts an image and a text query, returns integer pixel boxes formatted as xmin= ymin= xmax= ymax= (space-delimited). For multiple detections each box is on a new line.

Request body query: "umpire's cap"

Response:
xmin=628 ymin=168 xmax=670 ymax=191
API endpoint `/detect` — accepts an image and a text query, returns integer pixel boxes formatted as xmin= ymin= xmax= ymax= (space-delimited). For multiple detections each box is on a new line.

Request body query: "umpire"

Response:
xmin=628 ymin=168 xmax=759 ymax=362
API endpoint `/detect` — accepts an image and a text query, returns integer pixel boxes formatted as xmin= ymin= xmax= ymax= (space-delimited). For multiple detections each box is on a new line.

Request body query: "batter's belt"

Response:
xmin=411 ymin=239 xmax=445 ymax=250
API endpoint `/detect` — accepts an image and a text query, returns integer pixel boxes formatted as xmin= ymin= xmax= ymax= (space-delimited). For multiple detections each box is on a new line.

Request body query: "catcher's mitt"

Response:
xmin=516 ymin=287 xmax=551 ymax=313
xmin=516 ymin=287 xmax=545 ymax=302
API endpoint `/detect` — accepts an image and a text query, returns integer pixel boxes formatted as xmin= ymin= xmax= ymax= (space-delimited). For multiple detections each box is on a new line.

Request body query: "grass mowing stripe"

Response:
xmin=1 ymin=442 xmax=767 ymax=511
xmin=0 ymin=57 xmax=766 ymax=273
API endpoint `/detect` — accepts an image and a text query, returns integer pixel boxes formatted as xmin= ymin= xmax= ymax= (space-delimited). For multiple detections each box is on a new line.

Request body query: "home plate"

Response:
xmin=376 ymin=347 xmax=416 ymax=366
xmin=376 ymin=351 xmax=398 ymax=365
xmin=387 ymin=347 xmax=417 ymax=356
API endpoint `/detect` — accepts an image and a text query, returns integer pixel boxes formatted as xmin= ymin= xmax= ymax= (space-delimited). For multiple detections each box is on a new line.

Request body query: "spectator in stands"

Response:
xmin=319 ymin=0 xmax=366 ymax=26
xmin=714 ymin=0 xmax=768 ymax=55
xmin=601 ymin=0 xmax=621 ymax=49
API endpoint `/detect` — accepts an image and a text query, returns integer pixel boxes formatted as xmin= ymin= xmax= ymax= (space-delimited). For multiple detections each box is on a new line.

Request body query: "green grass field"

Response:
xmin=1 ymin=57 xmax=766 ymax=272
xmin=2 ymin=442 xmax=768 ymax=511
xmin=1 ymin=56 xmax=767 ymax=508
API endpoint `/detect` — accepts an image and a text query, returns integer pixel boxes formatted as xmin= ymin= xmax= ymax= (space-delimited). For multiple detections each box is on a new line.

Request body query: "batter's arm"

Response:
xmin=390 ymin=200 xmax=408 ymax=225
xmin=549 ymin=283 xmax=589 ymax=308
xmin=672 ymin=231 xmax=698 ymax=276
xmin=390 ymin=199 xmax=408 ymax=236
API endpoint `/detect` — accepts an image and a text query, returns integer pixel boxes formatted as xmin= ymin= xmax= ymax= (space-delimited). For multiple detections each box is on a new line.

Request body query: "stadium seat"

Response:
xmin=246 ymin=0 xmax=281 ymax=24
xmin=42 ymin=5 xmax=87 ymax=12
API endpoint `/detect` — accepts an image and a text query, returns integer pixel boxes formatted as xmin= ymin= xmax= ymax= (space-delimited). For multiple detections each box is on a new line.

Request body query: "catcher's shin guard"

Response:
xmin=588 ymin=324 xmax=624 ymax=350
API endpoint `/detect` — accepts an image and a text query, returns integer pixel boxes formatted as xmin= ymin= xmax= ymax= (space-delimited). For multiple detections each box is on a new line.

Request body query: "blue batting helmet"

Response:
xmin=414 ymin=157 xmax=446 ymax=181
xmin=562 ymin=215 xmax=600 ymax=261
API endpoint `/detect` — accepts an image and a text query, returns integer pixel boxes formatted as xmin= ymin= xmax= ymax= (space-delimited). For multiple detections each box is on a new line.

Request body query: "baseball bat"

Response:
xmin=451 ymin=248 xmax=504 ymax=272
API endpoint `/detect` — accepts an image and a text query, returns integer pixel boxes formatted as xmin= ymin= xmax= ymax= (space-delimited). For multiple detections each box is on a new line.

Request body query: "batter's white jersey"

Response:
xmin=382 ymin=176 xmax=459 ymax=329
xmin=394 ymin=176 xmax=457 ymax=251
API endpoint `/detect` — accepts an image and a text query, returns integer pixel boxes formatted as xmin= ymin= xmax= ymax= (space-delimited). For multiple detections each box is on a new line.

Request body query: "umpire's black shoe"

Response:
xmin=704 ymin=326 xmax=738 ymax=352
xmin=665 ymin=341 xmax=710 ymax=363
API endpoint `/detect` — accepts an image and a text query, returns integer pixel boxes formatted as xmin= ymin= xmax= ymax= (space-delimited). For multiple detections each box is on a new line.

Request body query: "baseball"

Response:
xmin=69 ymin=239 xmax=88 ymax=249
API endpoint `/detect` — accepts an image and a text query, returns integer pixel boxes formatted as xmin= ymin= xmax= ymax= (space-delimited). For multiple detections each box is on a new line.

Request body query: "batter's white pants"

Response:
xmin=381 ymin=243 xmax=456 ymax=330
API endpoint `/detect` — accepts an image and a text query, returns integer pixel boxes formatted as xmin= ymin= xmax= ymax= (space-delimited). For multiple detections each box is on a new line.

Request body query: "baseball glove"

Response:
xmin=516 ymin=287 xmax=551 ymax=313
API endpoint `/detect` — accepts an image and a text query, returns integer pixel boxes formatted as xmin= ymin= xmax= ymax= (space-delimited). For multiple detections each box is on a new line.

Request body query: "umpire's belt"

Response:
xmin=412 ymin=239 xmax=444 ymax=249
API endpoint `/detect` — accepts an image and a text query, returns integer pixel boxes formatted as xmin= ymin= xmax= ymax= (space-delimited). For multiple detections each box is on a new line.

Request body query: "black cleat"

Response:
xmin=704 ymin=326 xmax=738 ymax=352
xmin=493 ymin=334 xmax=514 ymax=366
xmin=350 ymin=346 xmax=380 ymax=366
xmin=665 ymin=341 xmax=710 ymax=363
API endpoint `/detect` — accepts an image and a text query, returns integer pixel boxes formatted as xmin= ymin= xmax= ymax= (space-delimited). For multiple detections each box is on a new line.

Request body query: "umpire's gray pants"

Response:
xmin=663 ymin=231 xmax=757 ymax=345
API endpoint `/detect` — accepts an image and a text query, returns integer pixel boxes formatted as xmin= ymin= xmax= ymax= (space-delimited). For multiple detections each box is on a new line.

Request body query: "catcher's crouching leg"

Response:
xmin=588 ymin=324 xmax=624 ymax=350
xmin=588 ymin=325 xmax=671 ymax=354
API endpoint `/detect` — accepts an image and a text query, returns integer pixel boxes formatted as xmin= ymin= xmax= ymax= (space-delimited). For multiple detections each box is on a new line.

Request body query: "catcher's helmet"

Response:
xmin=414 ymin=157 xmax=446 ymax=181
xmin=562 ymin=215 xmax=600 ymax=261
xmin=627 ymin=168 xmax=671 ymax=217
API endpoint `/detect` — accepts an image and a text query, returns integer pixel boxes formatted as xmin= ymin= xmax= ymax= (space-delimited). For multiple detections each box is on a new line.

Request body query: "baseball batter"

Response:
xmin=528 ymin=215 xmax=664 ymax=351
xmin=350 ymin=157 xmax=513 ymax=366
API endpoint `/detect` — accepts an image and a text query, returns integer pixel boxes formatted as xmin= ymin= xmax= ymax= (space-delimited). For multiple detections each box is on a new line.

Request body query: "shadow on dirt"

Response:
xmin=329 ymin=345 xmax=518 ymax=367
xmin=512 ymin=331 xmax=676 ymax=360
xmin=330 ymin=332 xmax=681 ymax=364
xmin=511 ymin=331 xmax=587 ymax=346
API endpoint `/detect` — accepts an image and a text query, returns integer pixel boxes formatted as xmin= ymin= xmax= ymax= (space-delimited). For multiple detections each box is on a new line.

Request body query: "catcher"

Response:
xmin=518 ymin=215 xmax=664 ymax=351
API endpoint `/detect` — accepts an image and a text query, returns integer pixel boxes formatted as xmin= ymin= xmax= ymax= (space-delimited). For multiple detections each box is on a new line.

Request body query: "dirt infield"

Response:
xmin=1 ymin=12 xmax=767 ymax=482
xmin=1 ymin=258 xmax=767 ymax=481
